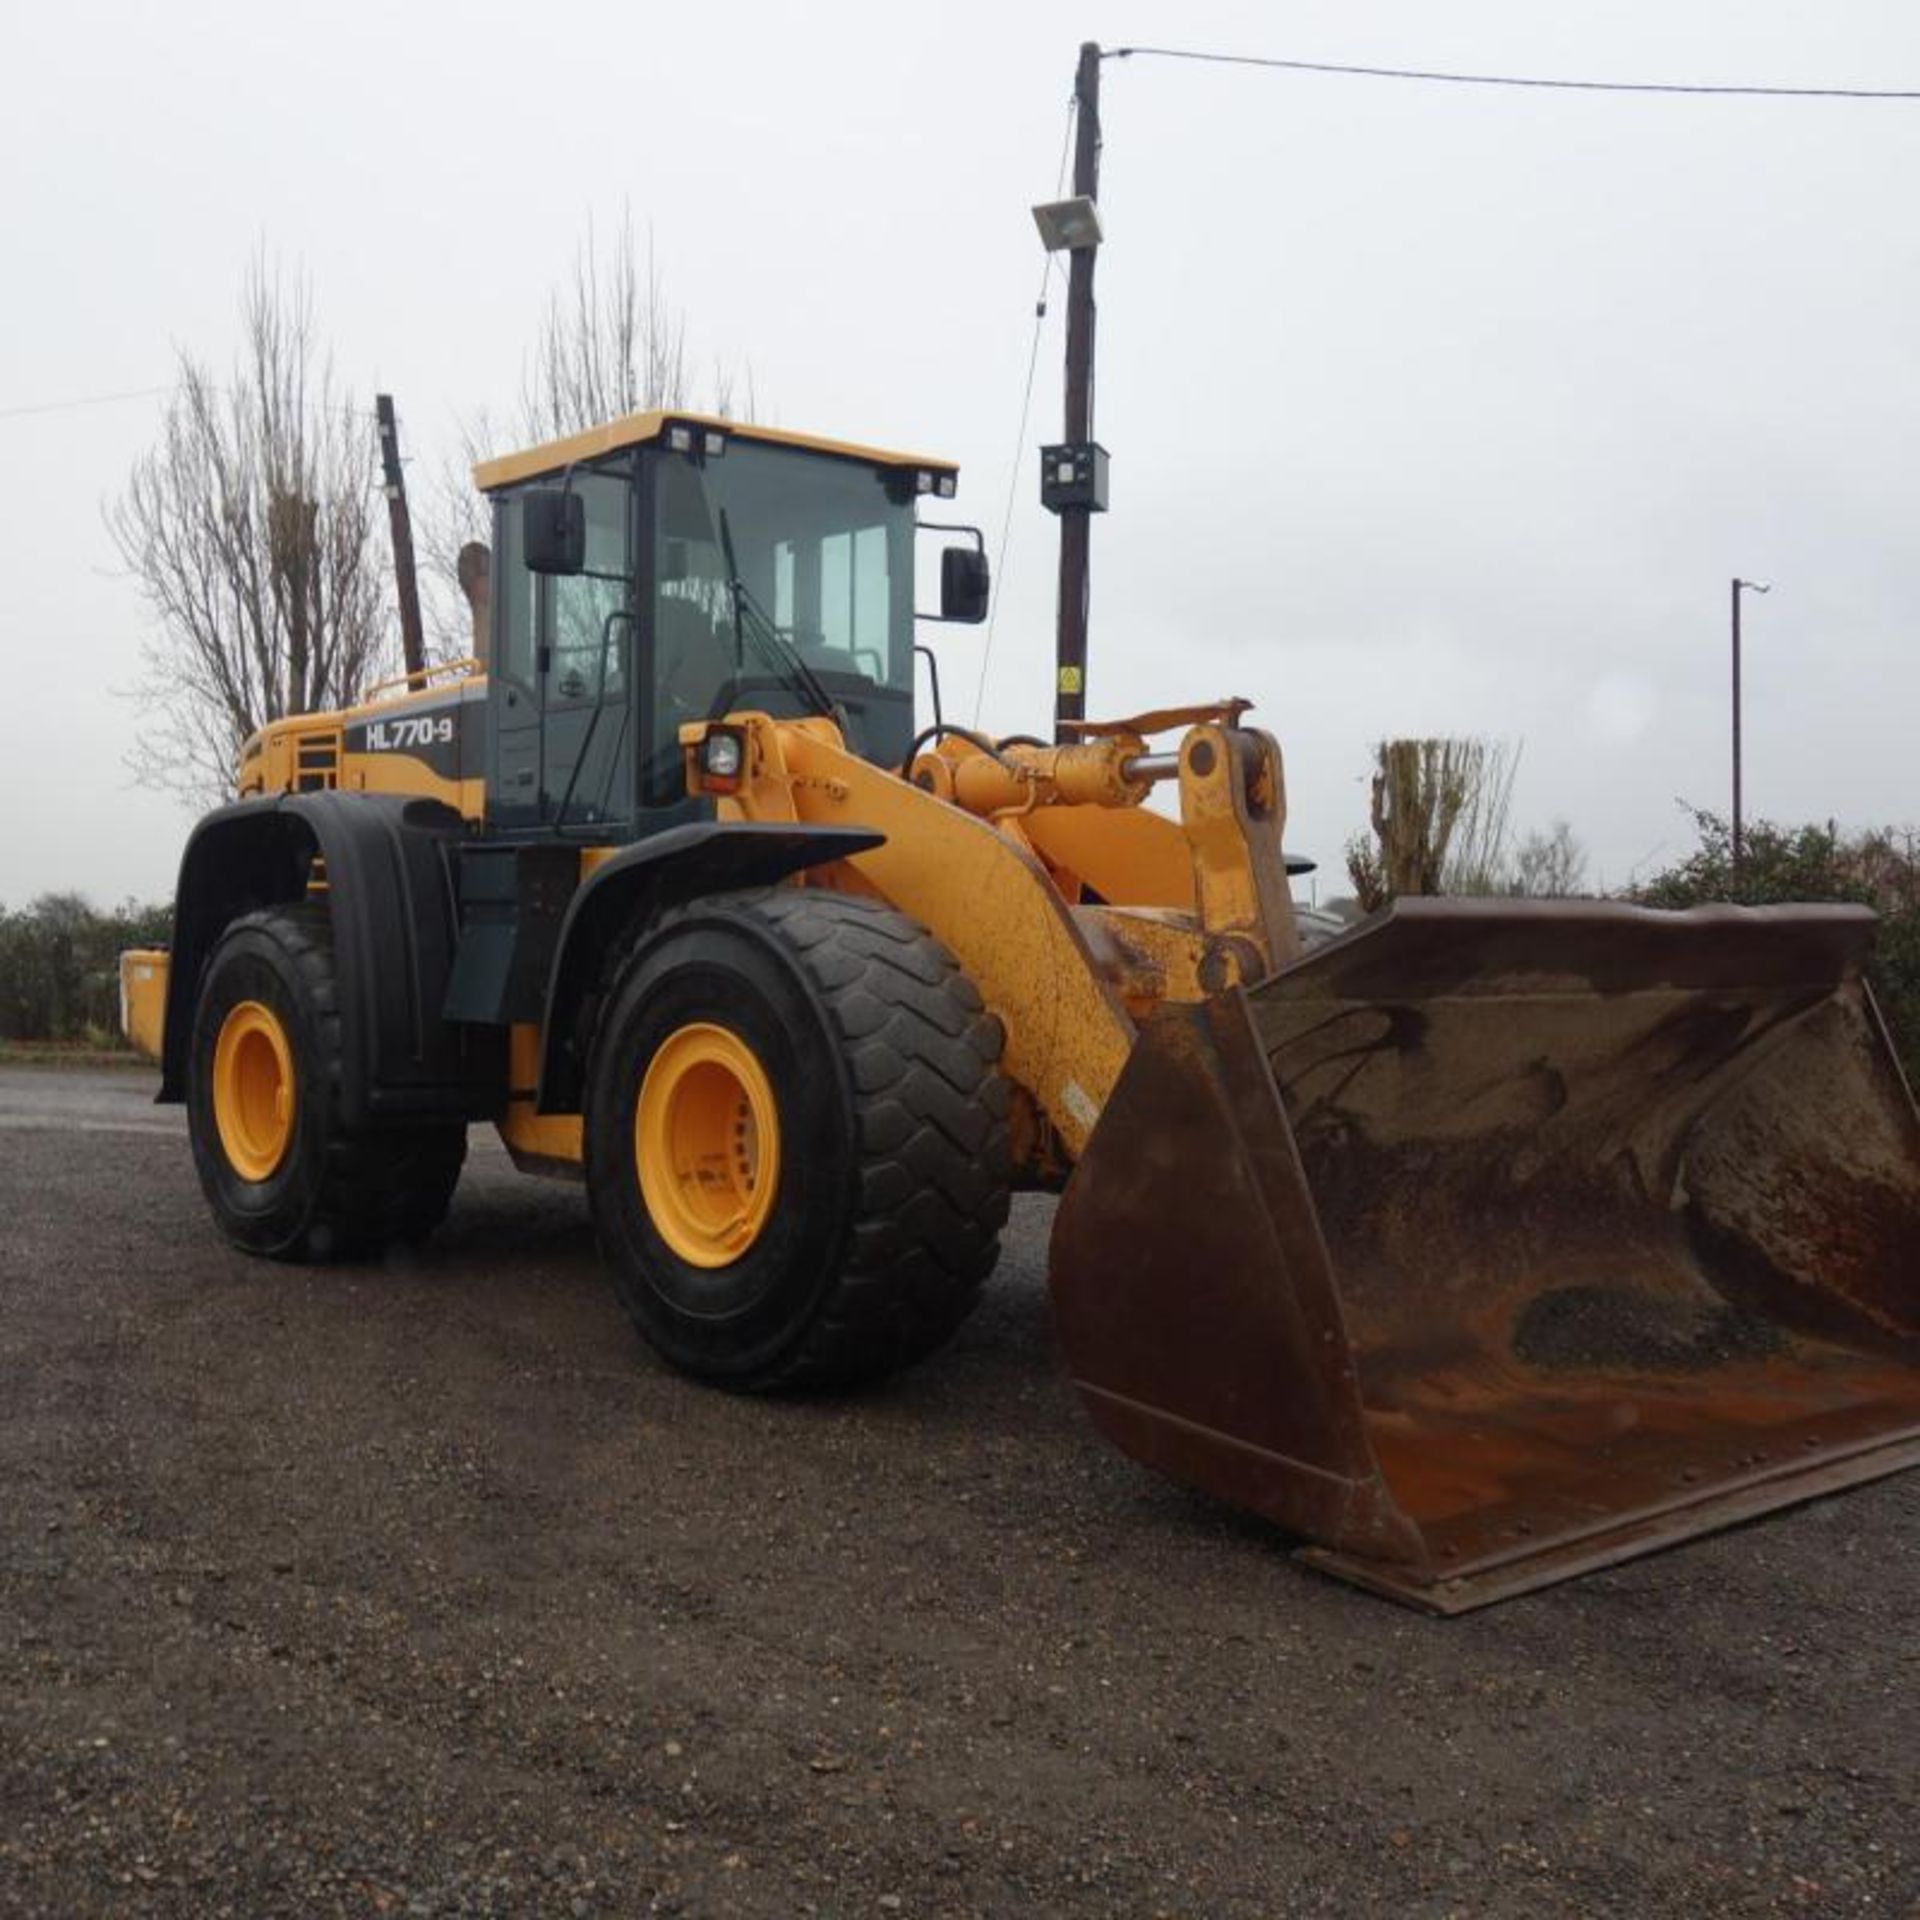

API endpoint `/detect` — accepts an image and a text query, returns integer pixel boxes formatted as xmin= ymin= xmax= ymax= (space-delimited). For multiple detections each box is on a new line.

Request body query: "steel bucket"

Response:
xmin=1050 ymin=900 xmax=1920 ymax=1611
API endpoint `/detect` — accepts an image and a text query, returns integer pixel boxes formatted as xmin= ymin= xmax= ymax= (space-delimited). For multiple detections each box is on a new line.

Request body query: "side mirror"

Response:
xmin=522 ymin=489 xmax=585 ymax=576
xmin=940 ymin=547 xmax=990 ymax=624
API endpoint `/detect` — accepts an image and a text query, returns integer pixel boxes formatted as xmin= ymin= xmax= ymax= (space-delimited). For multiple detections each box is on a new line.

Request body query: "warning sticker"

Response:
xmin=1059 ymin=1078 xmax=1101 ymax=1133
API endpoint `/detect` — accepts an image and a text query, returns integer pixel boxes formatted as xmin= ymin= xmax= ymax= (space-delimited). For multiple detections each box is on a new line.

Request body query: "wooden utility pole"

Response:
xmin=375 ymin=394 xmax=427 ymax=682
xmin=1730 ymin=577 xmax=1744 ymax=885
xmin=1054 ymin=40 xmax=1102 ymax=740
xmin=1730 ymin=577 xmax=1770 ymax=890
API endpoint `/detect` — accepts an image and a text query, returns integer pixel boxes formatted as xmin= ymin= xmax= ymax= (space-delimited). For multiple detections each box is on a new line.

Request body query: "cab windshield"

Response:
xmin=644 ymin=439 xmax=914 ymax=801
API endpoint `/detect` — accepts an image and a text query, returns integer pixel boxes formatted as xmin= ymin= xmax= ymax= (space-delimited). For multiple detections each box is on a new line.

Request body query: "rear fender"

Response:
xmin=159 ymin=793 xmax=495 ymax=1125
xmin=159 ymin=801 xmax=318 ymax=1103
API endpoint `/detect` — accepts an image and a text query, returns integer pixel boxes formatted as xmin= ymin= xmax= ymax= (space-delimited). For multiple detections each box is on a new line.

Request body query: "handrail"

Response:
xmin=362 ymin=657 xmax=484 ymax=703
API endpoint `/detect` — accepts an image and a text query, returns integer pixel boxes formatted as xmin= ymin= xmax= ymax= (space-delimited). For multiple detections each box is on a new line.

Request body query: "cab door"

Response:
xmin=537 ymin=470 xmax=634 ymax=830
xmin=488 ymin=494 xmax=542 ymax=829
xmin=487 ymin=466 xmax=636 ymax=834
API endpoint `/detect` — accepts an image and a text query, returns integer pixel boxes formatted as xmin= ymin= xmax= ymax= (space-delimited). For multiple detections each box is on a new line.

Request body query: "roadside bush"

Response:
xmin=0 ymin=894 xmax=173 ymax=1045
xmin=1635 ymin=810 xmax=1920 ymax=1087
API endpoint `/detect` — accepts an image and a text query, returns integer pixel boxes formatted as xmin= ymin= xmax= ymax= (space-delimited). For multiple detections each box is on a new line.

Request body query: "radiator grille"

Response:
xmin=294 ymin=730 xmax=342 ymax=791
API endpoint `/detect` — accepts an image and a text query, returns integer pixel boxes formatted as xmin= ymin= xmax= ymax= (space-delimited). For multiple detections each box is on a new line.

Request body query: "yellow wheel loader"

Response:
xmin=122 ymin=411 xmax=1920 ymax=1611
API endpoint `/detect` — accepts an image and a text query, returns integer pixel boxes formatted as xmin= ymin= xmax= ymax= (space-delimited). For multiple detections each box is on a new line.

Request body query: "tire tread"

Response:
xmin=623 ymin=887 xmax=1011 ymax=1390
xmin=205 ymin=906 xmax=465 ymax=1260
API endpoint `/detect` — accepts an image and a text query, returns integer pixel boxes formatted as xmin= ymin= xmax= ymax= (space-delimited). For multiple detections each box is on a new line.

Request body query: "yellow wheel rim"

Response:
xmin=635 ymin=1022 xmax=782 ymax=1269
xmin=212 ymin=999 xmax=296 ymax=1182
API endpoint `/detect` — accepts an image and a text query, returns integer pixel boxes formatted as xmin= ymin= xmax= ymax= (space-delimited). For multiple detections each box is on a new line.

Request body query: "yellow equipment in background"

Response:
xmin=126 ymin=409 xmax=1920 ymax=1610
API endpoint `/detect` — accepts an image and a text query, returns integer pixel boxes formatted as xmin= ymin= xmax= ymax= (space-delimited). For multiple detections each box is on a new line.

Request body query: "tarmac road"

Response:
xmin=0 ymin=1063 xmax=1915 ymax=1918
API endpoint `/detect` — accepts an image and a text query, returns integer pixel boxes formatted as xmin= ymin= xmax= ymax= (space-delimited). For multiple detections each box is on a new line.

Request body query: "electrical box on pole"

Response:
xmin=1040 ymin=441 xmax=1109 ymax=514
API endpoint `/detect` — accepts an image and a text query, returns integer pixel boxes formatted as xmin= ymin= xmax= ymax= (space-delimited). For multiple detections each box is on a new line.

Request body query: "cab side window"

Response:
xmin=494 ymin=497 xmax=537 ymax=690
xmin=785 ymin=523 xmax=893 ymax=683
xmin=548 ymin=474 xmax=631 ymax=705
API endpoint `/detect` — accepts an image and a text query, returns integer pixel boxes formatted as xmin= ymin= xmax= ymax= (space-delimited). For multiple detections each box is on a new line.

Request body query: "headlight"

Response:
xmin=702 ymin=728 xmax=745 ymax=781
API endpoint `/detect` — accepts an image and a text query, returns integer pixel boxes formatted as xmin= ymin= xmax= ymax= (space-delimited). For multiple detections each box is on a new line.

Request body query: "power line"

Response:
xmin=1111 ymin=44 xmax=1920 ymax=101
xmin=970 ymin=293 xmax=1052 ymax=729
xmin=0 ymin=384 xmax=175 ymax=422
xmin=0 ymin=380 xmax=393 ymax=432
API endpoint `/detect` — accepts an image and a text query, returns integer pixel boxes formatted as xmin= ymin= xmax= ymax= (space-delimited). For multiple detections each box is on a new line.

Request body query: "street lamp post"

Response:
xmin=1730 ymin=576 xmax=1771 ymax=889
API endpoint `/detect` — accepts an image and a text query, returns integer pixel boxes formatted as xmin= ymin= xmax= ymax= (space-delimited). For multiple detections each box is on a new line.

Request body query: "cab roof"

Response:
xmin=472 ymin=410 xmax=960 ymax=492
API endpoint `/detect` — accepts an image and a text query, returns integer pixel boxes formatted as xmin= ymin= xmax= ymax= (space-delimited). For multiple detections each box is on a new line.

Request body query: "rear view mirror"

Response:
xmin=522 ymin=489 xmax=585 ymax=576
xmin=940 ymin=547 xmax=990 ymax=624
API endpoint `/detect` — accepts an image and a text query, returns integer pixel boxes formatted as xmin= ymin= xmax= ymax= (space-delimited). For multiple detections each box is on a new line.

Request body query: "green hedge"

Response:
xmin=1635 ymin=812 xmax=1920 ymax=1089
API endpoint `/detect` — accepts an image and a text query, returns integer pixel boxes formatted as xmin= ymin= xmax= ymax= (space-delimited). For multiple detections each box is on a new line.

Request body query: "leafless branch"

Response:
xmin=108 ymin=256 xmax=392 ymax=806
xmin=419 ymin=211 xmax=746 ymax=659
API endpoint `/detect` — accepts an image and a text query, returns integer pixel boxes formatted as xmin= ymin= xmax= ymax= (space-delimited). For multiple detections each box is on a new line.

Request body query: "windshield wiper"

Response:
xmin=716 ymin=507 xmax=841 ymax=724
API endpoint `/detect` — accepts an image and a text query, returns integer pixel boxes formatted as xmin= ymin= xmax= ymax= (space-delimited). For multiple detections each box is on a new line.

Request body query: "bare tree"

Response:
xmin=417 ymin=411 xmax=503 ymax=663
xmin=520 ymin=213 xmax=692 ymax=440
xmin=421 ymin=212 xmax=752 ymax=660
xmin=516 ymin=212 xmax=759 ymax=437
xmin=1441 ymin=739 xmax=1521 ymax=894
xmin=1506 ymin=822 xmax=1590 ymax=897
xmin=111 ymin=262 xmax=390 ymax=803
xmin=1345 ymin=737 xmax=1518 ymax=908
xmin=1346 ymin=738 xmax=1592 ymax=908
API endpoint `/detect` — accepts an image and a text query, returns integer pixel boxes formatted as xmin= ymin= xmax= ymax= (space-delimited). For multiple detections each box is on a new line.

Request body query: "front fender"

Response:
xmin=536 ymin=821 xmax=883 ymax=1112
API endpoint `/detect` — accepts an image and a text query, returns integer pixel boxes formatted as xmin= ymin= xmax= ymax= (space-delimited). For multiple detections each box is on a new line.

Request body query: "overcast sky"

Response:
xmin=3 ymin=1 xmax=1916 ymax=906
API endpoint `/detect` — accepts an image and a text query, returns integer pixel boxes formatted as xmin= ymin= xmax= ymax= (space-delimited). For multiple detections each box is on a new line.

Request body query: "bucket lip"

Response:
xmin=1387 ymin=895 xmax=1873 ymax=927
xmin=1297 ymin=1424 xmax=1920 ymax=1615
xmin=1305 ymin=896 xmax=1878 ymax=947
xmin=1269 ymin=896 xmax=1877 ymax=998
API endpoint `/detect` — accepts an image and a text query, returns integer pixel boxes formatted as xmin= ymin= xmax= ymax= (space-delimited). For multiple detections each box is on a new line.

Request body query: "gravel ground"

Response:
xmin=1 ymin=1064 xmax=1915 ymax=1918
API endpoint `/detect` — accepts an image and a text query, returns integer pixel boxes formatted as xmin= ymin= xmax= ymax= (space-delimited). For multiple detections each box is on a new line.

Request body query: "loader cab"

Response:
xmin=479 ymin=416 xmax=956 ymax=838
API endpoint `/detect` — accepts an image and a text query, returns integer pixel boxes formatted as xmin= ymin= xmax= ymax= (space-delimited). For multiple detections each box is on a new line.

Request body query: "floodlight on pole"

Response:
xmin=1031 ymin=195 xmax=1104 ymax=252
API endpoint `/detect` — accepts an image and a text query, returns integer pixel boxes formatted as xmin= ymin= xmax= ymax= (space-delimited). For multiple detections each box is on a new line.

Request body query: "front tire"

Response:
xmin=585 ymin=888 xmax=1011 ymax=1391
xmin=186 ymin=906 xmax=466 ymax=1260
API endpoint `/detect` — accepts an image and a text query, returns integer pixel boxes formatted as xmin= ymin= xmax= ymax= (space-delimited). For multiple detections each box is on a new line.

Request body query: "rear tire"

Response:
xmin=585 ymin=887 xmax=1011 ymax=1390
xmin=186 ymin=906 xmax=466 ymax=1260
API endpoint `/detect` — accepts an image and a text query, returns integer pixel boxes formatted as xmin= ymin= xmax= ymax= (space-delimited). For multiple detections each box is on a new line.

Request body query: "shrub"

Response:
xmin=1635 ymin=810 xmax=1920 ymax=1088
